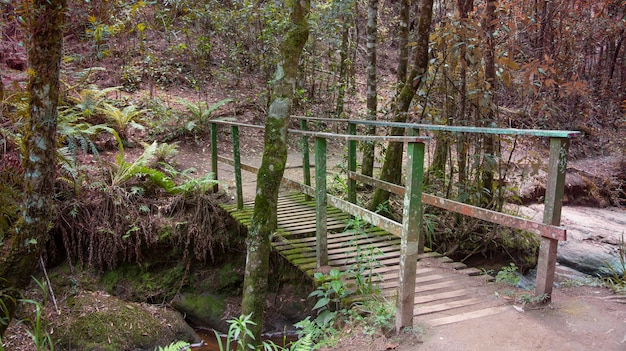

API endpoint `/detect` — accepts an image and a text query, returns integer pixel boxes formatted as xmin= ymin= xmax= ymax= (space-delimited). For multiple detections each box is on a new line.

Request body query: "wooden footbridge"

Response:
xmin=211 ymin=117 xmax=579 ymax=330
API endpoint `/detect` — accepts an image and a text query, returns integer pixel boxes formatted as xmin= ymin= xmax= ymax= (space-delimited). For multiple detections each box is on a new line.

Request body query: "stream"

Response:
xmin=191 ymin=328 xmax=298 ymax=351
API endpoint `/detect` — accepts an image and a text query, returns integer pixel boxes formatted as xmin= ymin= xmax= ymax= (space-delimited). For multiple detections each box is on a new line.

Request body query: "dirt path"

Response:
xmin=401 ymin=285 xmax=626 ymax=351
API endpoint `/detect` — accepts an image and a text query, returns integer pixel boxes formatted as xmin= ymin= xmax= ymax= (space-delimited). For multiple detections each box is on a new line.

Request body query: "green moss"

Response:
xmin=179 ymin=293 xmax=224 ymax=317
xmin=173 ymin=293 xmax=228 ymax=330
xmin=100 ymin=263 xmax=186 ymax=302
xmin=218 ymin=262 xmax=243 ymax=292
xmin=56 ymin=292 xmax=193 ymax=350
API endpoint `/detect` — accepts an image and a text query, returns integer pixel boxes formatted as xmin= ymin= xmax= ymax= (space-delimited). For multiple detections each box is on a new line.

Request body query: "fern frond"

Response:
xmin=110 ymin=141 xmax=158 ymax=187
xmin=291 ymin=333 xmax=313 ymax=351
xmin=137 ymin=166 xmax=177 ymax=193
xmin=171 ymin=172 xmax=217 ymax=195
xmin=204 ymin=98 xmax=234 ymax=119
xmin=153 ymin=340 xmax=190 ymax=351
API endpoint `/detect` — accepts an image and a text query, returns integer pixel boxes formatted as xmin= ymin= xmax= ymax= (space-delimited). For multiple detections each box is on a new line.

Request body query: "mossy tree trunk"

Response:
xmin=241 ymin=0 xmax=310 ymax=346
xmin=456 ymin=0 xmax=472 ymax=199
xmin=396 ymin=0 xmax=410 ymax=92
xmin=370 ymin=0 xmax=434 ymax=215
xmin=0 ymin=0 xmax=65 ymax=336
xmin=360 ymin=0 xmax=378 ymax=178
xmin=335 ymin=19 xmax=349 ymax=119
xmin=480 ymin=0 xmax=497 ymax=208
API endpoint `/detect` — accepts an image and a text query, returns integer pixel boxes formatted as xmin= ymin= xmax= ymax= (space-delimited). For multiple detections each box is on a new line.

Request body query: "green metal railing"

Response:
xmin=209 ymin=117 xmax=580 ymax=328
xmin=293 ymin=116 xmax=580 ymax=300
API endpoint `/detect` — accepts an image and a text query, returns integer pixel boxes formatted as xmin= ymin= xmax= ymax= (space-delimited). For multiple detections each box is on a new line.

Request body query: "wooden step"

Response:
xmin=427 ymin=305 xmax=510 ymax=326
xmin=414 ymin=297 xmax=483 ymax=316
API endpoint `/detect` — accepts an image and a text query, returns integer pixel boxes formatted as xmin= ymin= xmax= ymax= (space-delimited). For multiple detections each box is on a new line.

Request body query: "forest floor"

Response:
xmin=328 ymin=281 xmax=626 ymax=351
xmin=3 ymin=4 xmax=625 ymax=349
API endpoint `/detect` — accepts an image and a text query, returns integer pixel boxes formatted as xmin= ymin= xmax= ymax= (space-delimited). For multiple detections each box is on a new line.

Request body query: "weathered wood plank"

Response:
xmin=382 ymin=280 xmax=459 ymax=295
xmin=414 ymin=298 xmax=483 ymax=316
xmin=427 ymin=306 xmax=511 ymax=326
xmin=413 ymin=289 xmax=471 ymax=304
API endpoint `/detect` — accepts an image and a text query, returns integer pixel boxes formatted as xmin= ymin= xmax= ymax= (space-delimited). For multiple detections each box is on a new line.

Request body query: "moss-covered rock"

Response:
xmin=54 ymin=291 xmax=199 ymax=351
xmin=171 ymin=292 xmax=228 ymax=331
xmin=100 ymin=262 xmax=186 ymax=303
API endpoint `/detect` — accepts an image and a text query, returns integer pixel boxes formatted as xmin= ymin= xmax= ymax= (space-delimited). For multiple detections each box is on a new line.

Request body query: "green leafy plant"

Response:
xmin=495 ymin=262 xmax=521 ymax=286
xmin=327 ymin=173 xmax=348 ymax=197
xmin=309 ymin=269 xmax=353 ymax=326
xmin=154 ymin=142 xmax=180 ymax=163
xmin=352 ymin=297 xmax=396 ymax=335
xmin=98 ymin=102 xmax=147 ymax=139
xmin=343 ymin=230 xmax=383 ymax=296
xmin=65 ymin=86 xmax=122 ymax=119
xmin=517 ymin=293 xmax=549 ymax=305
xmin=56 ymin=123 xmax=119 ymax=196
xmin=154 ymin=340 xmax=190 ymax=351
xmin=602 ymin=233 xmax=626 ymax=295
xmin=18 ymin=299 xmax=54 ymax=351
xmin=0 ymin=280 xmax=18 ymax=332
xmin=108 ymin=141 xmax=179 ymax=194
xmin=214 ymin=313 xmax=283 ymax=351
xmin=178 ymin=98 xmax=233 ymax=133
xmin=422 ymin=213 xmax=438 ymax=249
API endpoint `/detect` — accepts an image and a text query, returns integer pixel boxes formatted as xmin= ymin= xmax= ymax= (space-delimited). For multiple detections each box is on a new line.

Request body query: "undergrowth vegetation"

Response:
xmin=1 ymin=0 xmax=625 ymax=349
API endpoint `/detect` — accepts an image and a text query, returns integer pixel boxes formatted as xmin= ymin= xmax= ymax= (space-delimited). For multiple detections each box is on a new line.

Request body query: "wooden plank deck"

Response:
xmin=222 ymin=193 xmax=509 ymax=327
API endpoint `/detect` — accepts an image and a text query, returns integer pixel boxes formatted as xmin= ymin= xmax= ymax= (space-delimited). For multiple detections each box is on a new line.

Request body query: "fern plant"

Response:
xmin=66 ymin=85 xmax=121 ymax=119
xmin=178 ymin=98 xmax=233 ymax=133
xmin=98 ymin=102 xmax=147 ymax=139
xmin=287 ymin=333 xmax=313 ymax=351
xmin=153 ymin=340 xmax=190 ymax=351
xmin=109 ymin=141 xmax=175 ymax=190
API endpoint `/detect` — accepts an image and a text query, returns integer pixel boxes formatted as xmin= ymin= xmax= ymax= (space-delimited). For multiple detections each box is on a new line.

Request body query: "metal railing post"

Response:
xmin=348 ymin=122 xmax=357 ymax=205
xmin=211 ymin=122 xmax=219 ymax=193
xmin=535 ymin=137 xmax=569 ymax=300
xmin=232 ymin=125 xmax=243 ymax=209
xmin=300 ymin=119 xmax=312 ymax=201
xmin=396 ymin=140 xmax=425 ymax=332
xmin=315 ymin=136 xmax=328 ymax=267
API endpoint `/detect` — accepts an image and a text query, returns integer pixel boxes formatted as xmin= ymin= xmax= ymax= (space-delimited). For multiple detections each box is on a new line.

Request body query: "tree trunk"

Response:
xmin=480 ymin=0 xmax=497 ymax=208
xmin=370 ymin=0 xmax=434 ymax=215
xmin=396 ymin=0 xmax=410 ymax=93
xmin=456 ymin=0 xmax=472 ymax=198
xmin=336 ymin=21 xmax=349 ymax=119
xmin=0 ymin=0 xmax=65 ymax=336
xmin=361 ymin=0 xmax=378 ymax=178
xmin=607 ymin=28 xmax=624 ymax=84
xmin=241 ymin=0 xmax=309 ymax=346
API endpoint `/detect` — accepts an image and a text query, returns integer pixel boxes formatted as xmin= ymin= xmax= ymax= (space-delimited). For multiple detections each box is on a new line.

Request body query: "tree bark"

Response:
xmin=480 ymin=0 xmax=497 ymax=208
xmin=396 ymin=0 xmax=410 ymax=93
xmin=0 ymin=0 xmax=65 ymax=336
xmin=361 ymin=0 xmax=378 ymax=178
xmin=456 ymin=0 xmax=472 ymax=197
xmin=607 ymin=28 xmax=624 ymax=84
xmin=335 ymin=21 xmax=349 ymax=119
xmin=241 ymin=0 xmax=309 ymax=346
xmin=370 ymin=0 xmax=434 ymax=215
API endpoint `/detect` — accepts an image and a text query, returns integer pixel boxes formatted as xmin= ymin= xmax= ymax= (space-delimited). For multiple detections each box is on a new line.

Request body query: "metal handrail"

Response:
xmin=210 ymin=116 xmax=573 ymax=304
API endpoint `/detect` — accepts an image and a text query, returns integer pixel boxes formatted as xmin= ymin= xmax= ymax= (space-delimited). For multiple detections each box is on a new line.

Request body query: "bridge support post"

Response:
xmin=232 ymin=125 xmax=243 ymax=209
xmin=535 ymin=137 xmax=569 ymax=300
xmin=315 ymin=137 xmax=328 ymax=267
xmin=396 ymin=141 xmax=425 ymax=332
xmin=348 ymin=122 xmax=357 ymax=205
xmin=300 ymin=119 xmax=312 ymax=201
xmin=211 ymin=122 xmax=219 ymax=193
